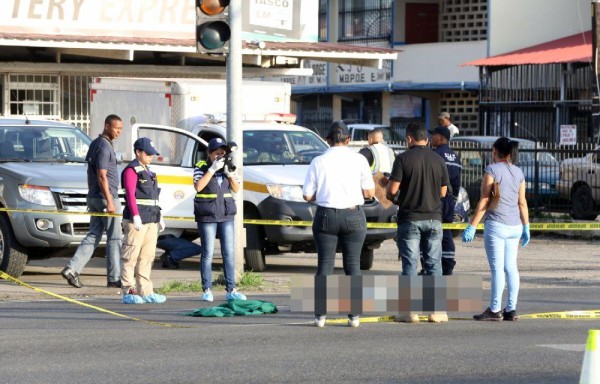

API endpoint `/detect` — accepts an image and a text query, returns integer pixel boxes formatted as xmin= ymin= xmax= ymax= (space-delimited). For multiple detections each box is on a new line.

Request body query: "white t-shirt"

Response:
xmin=303 ymin=146 xmax=374 ymax=209
xmin=447 ymin=123 xmax=459 ymax=137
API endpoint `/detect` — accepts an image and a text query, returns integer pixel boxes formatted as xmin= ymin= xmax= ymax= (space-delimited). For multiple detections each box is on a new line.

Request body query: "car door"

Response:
xmin=131 ymin=124 xmax=211 ymax=232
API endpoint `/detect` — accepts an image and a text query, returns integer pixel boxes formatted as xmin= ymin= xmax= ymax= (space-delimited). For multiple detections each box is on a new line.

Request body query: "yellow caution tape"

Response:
xmin=1 ymin=206 xmax=600 ymax=230
xmin=0 ymin=271 xmax=189 ymax=328
xmin=325 ymin=310 xmax=600 ymax=324
xmin=519 ymin=310 xmax=600 ymax=319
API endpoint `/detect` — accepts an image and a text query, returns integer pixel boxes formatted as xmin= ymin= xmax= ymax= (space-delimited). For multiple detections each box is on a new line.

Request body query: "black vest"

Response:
xmin=193 ymin=160 xmax=237 ymax=223
xmin=122 ymin=159 xmax=161 ymax=223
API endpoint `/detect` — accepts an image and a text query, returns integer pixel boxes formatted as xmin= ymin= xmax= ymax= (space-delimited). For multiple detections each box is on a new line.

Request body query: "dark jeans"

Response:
xmin=156 ymin=234 xmax=202 ymax=262
xmin=313 ymin=206 xmax=366 ymax=277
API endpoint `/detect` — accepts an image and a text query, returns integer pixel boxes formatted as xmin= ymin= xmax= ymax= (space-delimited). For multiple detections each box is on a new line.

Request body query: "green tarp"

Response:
xmin=185 ymin=299 xmax=278 ymax=317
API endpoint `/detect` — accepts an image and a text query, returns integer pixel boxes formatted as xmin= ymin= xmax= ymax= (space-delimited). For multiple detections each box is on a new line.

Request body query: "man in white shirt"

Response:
xmin=303 ymin=121 xmax=375 ymax=328
xmin=438 ymin=112 xmax=459 ymax=138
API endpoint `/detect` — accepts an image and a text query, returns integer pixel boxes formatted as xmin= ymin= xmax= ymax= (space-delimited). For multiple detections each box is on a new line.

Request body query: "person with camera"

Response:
xmin=193 ymin=138 xmax=246 ymax=302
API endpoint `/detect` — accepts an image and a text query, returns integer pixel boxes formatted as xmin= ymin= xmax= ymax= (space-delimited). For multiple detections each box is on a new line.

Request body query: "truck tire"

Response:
xmin=570 ymin=186 xmax=598 ymax=220
xmin=0 ymin=215 xmax=28 ymax=277
xmin=244 ymin=223 xmax=266 ymax=272
xmin=360 ymin=248 xmax=374 ymax=270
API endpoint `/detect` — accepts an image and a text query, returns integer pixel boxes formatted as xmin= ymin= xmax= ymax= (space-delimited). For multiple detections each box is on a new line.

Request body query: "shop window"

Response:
xmin=338 ymin=0 xmax=392 ymax=46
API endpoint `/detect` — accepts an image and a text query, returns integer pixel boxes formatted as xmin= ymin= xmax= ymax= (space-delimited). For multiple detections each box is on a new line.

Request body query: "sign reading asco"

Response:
xmin=243 ymin=0 xmax=318 ymax=42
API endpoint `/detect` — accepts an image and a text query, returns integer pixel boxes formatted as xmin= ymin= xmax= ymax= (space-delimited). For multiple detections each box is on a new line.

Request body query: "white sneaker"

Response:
xmin=315 ymin=316 xmax=326 ymax=328
xmin=348 ymin=316 xmax=360 ymax=328
xmin=202 ymin=289 xmax=213 ymax=302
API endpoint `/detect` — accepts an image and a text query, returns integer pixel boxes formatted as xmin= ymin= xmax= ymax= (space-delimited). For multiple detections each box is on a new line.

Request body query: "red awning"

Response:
xmin=463 ymin=31 xmax=591 ymax=67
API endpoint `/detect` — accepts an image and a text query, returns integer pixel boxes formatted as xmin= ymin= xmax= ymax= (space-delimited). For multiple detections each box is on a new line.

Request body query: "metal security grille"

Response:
xmin=338 ymin=0 xmax=392 ymax=47
xmin=318 ymin=0 xmax=328 ymax=42
xmin=298 ymin=94 xmax=333 ymax=137
xmin=439 ymin=91 xmax=479 ymax=135
xmin=479 ymin=63 xmax=594 ymax=143
xmin=62 ymin=75 xmax=91 ymax=134
xmin=440 ymin=0 xmax=488 ymax=42
xmin=8 ymin=74 xmax=60 ymax=118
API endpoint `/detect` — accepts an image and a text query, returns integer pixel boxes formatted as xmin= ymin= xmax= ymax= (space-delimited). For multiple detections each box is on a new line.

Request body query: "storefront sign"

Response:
xmin=2 ymin=0 xmax=196 ymax=47
xmin=242 ymin=0 xmax=318 ymax=42
xmin=332 ymin=60 xmax=392 ymax=86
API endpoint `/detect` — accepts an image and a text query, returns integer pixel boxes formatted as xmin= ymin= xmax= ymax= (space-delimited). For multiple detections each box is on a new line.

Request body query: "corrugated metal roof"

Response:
xmin=463 ymin=31 xmax=591 ymax=67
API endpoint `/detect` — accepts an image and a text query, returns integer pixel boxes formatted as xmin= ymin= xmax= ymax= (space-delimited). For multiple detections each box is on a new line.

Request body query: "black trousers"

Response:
xmin=313 ymin=206 xmax=367 ymax=276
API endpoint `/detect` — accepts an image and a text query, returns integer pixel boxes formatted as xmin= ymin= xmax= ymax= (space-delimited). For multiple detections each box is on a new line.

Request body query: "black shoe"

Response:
xmin=503 ymin=309 xmax=519 ymax=321
xmin=107 ymin=281 xmax=122 ymax=288
xmin=473 ymin=307 xmax=503 ymax=321
xmin=160 ymin=252 xmax=179 ymax=269
xmin=61 ymin=267 xmax=83 ymax=288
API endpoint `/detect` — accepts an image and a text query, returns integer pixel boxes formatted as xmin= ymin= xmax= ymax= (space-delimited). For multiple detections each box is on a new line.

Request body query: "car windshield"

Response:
xmin=243 ymin=130 xmax=328 ymax=165
xmin=0 ymin=125 xmax=91 ymax=162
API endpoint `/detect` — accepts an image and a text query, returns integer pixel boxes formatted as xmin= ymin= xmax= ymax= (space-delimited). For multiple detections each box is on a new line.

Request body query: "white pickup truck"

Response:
xmin=130 ymin=117 xmax=398 ymax=272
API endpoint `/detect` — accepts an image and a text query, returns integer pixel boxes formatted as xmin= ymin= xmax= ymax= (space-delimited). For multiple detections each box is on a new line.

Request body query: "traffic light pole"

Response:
xmin=227 ymin=0 xmax=244 ymax=279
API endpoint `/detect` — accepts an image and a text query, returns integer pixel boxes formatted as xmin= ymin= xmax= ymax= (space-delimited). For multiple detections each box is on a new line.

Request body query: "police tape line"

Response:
xmin=325 ymin=310 xmax=600 ymax=324
xmin=2 ymin=270 xmax=599 ymax=325
xmin=1 ymin=206 xmax=600 ymax=230
xmin=0 ymin=271 xmax=188 ymax=328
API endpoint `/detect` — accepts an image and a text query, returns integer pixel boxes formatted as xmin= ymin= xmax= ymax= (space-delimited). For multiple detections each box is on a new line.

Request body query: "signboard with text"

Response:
xmin=559 ymin=124 xmax=577 ymax=145
xmin=331 ymin=60 xmax=392 ymax=86
xmin=1 ymin=0 xmax=196 ymax=48
xmin=242 ymin=0 xmax=318 ymax=42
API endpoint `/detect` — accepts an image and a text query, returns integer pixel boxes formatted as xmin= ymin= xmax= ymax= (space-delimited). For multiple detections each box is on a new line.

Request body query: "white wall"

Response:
xmin=489 ymin=0 xmax=591 ymax=55
xmin=393 ymin=40 xmax=486 ymax=84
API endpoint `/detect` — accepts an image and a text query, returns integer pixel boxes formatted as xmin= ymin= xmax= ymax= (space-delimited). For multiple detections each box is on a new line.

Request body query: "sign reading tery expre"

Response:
xmin=2 ymin=0 xmax=196 ymax=47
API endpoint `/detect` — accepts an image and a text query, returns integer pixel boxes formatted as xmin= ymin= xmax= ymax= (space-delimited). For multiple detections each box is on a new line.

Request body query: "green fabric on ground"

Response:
xmin=185 ymin=299 xmax=278 ymax=317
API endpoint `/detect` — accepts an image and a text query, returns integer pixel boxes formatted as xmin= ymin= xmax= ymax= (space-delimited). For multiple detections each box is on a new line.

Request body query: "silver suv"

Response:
xmin=0 ymin=117 xmax=94 ymax=276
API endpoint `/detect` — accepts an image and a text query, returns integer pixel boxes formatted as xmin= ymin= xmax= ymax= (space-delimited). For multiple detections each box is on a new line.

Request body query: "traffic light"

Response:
xmin=196 ymin=0 xmax=231 ymax=54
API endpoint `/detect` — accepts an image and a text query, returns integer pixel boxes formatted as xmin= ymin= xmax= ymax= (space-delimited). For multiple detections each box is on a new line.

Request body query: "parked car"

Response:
xmin=450 ymin=136 xmax=559 ymax=207
xmin=557 ymin=145 xmax=600 ymax=220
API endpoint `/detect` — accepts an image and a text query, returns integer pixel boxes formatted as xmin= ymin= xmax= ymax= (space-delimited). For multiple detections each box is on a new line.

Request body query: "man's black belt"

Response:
xmin=317 ymin=205 xmax=359 ymax=211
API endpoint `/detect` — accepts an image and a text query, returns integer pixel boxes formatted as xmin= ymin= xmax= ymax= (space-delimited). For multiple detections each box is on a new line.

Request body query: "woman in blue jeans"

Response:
xmin=193 ymin=138 xmax=246 ymax=302
xmin=462 ymin=137 xmax=530 ymax=321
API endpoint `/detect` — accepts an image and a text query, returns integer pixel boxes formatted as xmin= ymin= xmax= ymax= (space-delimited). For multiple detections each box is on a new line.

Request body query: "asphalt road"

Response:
xmin=1 ymin=289 xmax=599 ymax=384
xmin=1 ymin=237 xmax=600 ymax=383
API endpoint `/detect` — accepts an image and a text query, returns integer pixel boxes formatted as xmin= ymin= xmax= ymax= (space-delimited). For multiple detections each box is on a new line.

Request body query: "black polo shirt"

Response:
xmin=389 ymin=145 xmax=449 ymax=222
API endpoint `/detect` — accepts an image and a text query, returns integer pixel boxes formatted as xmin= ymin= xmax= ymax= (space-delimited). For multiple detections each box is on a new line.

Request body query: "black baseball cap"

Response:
xmin=208 ymin=137 xmax=227 ymax=152
xmin=326 ymin=120 xmax=350 ymax=139
xmin=133 ymin=137 xmax=160 ymax=155
xmin=429 ymin=126 xmax=451 ymax=141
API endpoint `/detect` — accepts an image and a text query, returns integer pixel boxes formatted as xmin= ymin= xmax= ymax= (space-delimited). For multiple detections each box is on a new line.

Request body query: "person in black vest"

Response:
xmin=194 ymin=138 xmax=246 ymax=302
xmin=120 ymin=137 xmax=166 ymax=304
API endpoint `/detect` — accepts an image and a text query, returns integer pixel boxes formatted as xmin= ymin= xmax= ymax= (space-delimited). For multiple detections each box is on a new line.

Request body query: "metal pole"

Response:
xmin=227 ymin=1 xmax=244 ymax=280
xmin=592 ymin=0 xmax=600 ymax=144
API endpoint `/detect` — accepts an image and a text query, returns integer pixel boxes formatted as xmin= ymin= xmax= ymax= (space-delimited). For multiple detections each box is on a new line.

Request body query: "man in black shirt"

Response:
xmin=386 ymin=121 xmax=449 ymax=322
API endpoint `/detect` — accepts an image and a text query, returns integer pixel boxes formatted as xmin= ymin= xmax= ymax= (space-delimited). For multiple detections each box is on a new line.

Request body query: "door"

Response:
xmin=131 ymin=124 xmax=211 ymax=233
xmin=405 ymin=3 xmax=439 ymax=44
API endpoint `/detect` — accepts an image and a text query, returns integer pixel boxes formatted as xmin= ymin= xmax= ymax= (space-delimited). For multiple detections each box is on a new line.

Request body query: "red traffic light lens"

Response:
xmin=198 ymin=0 xmax=230 ymax=16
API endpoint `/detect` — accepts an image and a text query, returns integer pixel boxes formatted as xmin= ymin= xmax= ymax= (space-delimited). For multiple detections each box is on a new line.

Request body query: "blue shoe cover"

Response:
xmin=122 ymin=294 xmax=144 ymax=304
xmin=142 ymin=293 xmax=167 ymax=303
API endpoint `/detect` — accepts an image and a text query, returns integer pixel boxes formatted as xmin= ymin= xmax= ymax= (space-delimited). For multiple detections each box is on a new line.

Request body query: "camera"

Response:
xmin=222 ymin=141 xmax=238 ymax=172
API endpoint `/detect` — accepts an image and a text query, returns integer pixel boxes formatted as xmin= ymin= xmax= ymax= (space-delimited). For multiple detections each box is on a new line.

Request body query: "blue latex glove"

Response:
xmin=521 ymin=224 xmax=530 ymax=247
xmin=462 ymin=224 xmax=476 ymax=243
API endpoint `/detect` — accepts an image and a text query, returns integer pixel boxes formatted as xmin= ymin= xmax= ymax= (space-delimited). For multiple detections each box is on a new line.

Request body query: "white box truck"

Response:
xmin=89 ymin=78 xmax=292 ymax=161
